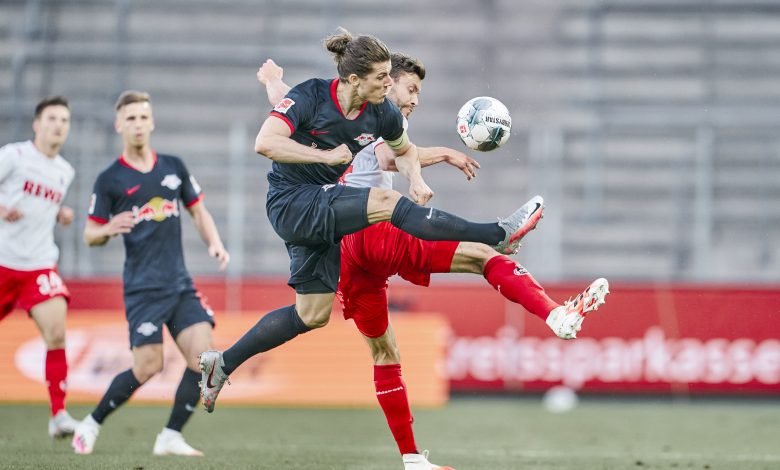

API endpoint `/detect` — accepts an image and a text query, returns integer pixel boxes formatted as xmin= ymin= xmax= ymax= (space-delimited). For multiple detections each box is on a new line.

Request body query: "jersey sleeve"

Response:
xmin=378 ymin=100 xmax=405 ymax=143
xmin=176 ymin=158 xmax=203 ymax=208
xmin=268 ymin=80 xmax=317 ymax=134
xmin=87 ymin=172 xmax=113 ymax=224
xmin=0 ymin=144 xmax=17 ymax=184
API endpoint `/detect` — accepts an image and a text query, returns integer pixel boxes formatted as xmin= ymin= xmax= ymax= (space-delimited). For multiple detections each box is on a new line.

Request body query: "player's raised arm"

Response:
xmin=417 ymin=146 xmax=480 ymax=180
xmin=257 ymin=59 xmax=291 ymax=106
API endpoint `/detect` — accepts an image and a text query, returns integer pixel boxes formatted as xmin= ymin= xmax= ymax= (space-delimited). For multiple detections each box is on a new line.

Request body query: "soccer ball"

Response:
xmin=456 ymin=96 xmax=512 ymax=151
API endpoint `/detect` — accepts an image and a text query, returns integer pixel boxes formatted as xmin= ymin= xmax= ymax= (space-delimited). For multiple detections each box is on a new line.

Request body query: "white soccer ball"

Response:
xmin=456 ymin=96 xmax=512 ymax=151
xmin=542 ymin=385 xmax=579 ymax=413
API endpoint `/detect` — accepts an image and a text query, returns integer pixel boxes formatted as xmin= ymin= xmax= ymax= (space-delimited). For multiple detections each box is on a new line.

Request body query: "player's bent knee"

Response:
xmin=367 ymin=188 xmax=402 ymax=224
xmin=43 ymin=326 xmax=66 ymax=349
xmin=298 ymin=306 xmax=332 ymax=329
xmin=133 ymin=354 xmax=164 ymax=383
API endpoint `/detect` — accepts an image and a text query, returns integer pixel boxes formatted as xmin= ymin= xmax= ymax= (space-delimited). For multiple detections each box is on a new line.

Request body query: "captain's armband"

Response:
xmin=385 ymin=130 xmax=410 ymax=151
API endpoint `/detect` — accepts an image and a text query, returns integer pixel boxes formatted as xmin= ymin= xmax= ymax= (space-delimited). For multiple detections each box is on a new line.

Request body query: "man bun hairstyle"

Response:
xmin=115 ymin=90 xmax=151 ymax=111
xmin=324 ymin=27 xmax=390 ymax=81
xmin=390 ymin=52 xmax=426 ymax=81
xmin=34 ymin=96 xmax=69 ymax=118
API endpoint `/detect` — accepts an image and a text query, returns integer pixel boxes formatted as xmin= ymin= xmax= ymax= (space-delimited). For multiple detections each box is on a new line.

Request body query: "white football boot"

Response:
xmin=71 ymin=414 xmax=101 ymax=454
xmin=48 ymin=409 xmax=78 ymax=438
xmin=492 ymin=195 xmax=544 ymax=255
xmin=403 ymin=450 xmax=455 ymax=470
xmin=198 ymin=350 xmax=230 ymax=413
xmin=546 ymin=278 xmax=610 ymax=339
xmin=153 ymin=428 xmax=204 ymax=456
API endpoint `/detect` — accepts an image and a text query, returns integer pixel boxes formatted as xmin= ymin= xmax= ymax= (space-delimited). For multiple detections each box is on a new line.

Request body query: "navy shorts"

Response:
xmin=124 ymin=286 xmax=215 ymax=348
xmin=267 ymin=183 xmax=371 ymax=294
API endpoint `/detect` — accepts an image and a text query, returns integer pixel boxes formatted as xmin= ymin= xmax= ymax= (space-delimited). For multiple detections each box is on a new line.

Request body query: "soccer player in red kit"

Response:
xmin=256 ymin=56 xmax=609 ymax=470
xmin=0 ymin=96 xmax=79 ymax=438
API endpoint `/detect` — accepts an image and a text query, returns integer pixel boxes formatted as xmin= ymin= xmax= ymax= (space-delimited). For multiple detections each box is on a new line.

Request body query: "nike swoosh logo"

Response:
xmin=310 ymin=130 xmax=330 ymax=135
xmin=125 ymin=184 xmax=141 ymax=195
xmin=426 ymin=207 xmax=434 ymax=219
xmin=206 ymin=363 xmax=217 ymax=389
xmin=185 ymin=403 xmax=196 ymax=412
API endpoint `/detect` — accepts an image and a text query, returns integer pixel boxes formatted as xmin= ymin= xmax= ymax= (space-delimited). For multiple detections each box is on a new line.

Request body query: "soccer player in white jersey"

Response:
xmin=257 ymin=57 xmax=609 ymax=470
xmin=0 ymin=96 xmax=79 ymax=438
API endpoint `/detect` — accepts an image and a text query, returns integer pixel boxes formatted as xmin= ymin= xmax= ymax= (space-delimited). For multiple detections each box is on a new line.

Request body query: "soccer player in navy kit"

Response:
xmin=72 ymin=91 xmax=229 ymax=456
xmin=258 ymin=56 xmax=610 ymax=470
xmin=199 ymin=28 xmax=541 ymax=443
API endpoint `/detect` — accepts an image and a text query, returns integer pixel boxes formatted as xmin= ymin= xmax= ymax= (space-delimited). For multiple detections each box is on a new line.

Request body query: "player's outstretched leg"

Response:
xmin=492 ymin=195 xmax=544 ymax=254
xmin=198 ymin=350 xmax=230 ymax=413
xmin=387 ymin=194 xmax=544 ymax=254
xmin=403 ymin=450 xmax=455 ymax=470
xmin=546 ymin=278 xmax=610 ymax=339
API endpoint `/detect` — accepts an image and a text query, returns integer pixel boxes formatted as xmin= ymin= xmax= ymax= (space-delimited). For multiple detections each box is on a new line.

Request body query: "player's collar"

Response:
xmin=330 ymin=79 xmax=368 ymax=120
xmin=119 ymin=150 xmax=158 ymax=173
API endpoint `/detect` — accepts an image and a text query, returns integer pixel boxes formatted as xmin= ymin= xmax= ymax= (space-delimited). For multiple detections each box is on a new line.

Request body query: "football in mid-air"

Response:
xmin=456 ymin=96 xmax=512 ymax=151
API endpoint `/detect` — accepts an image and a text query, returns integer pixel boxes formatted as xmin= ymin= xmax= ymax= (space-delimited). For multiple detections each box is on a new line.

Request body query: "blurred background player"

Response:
xmin=198 ymin=28 xmax=544 ymax=453
xmin=71 ymin=90 xmax=230 ymax=456
xmin=257 ymin=55 xmax=609 ymax=470
xmin=0 ymin=96 xmax=78 ymax=439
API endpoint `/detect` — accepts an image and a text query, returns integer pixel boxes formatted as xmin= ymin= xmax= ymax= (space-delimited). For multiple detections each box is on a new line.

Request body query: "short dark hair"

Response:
xmin=324 ymin=27 xmax=391 ymax=81
xmin=34 ymin=96 xmax=69 ymax=119
xmin=390 ymin=53 xmax=426 ymax=81
xmin=115 ymin=90 xmax=151 ymax=111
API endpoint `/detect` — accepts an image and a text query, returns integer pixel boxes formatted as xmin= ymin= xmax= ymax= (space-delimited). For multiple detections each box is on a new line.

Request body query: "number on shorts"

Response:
xmin=37 ymin=271 xmax=64 ymax=296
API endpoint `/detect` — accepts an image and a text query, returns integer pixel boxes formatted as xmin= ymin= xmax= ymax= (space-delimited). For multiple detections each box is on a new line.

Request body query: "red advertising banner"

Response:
xmin=61 ymin=278 xmax=780 ymax=395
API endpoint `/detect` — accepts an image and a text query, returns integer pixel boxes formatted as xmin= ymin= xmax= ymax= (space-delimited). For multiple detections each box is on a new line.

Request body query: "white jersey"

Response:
xmin=345 ymin=117 xmax=408 ymax=190
xmin=0 ymin=140 xmax=75 ymax=270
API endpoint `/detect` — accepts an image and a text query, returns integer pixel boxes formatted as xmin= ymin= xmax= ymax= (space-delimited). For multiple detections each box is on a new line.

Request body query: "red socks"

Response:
xmin=374 ymin=364 xmax=417 ymax=455
xmin=483 ymin=255 xmax=559 ymax=320
xmin=45 ymin=348 xmax=68 ymax=416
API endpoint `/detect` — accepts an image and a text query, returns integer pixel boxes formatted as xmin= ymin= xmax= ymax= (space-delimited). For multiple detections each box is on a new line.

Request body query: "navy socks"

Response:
xmin=221 ymin=304 xmax=311 ymax=375
xmin=390 ymin=197 xmax=504 ymax=245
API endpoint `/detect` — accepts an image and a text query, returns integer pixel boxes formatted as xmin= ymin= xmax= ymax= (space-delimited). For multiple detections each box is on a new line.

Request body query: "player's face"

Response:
xmin=33 ymin=105 xmax=71 ymax=147
xmin=389 ymin=72 xmax=422 ymax=118
xmin=115 ymin=101 xmax=155 ymax=147
xmin=354 ymin=61 xmax=393 ymax=105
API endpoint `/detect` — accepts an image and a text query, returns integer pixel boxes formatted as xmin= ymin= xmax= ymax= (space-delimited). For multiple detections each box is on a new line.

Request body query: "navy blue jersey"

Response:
xmin=266 ymin=78 xmax=405 ymax=190
xmin=88 ymin=152 xmax=203 ymax=294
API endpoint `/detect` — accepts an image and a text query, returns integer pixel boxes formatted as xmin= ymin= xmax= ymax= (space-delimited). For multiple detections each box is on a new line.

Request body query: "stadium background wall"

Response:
xmin=2 ymin=279 xmax=777 ymax=406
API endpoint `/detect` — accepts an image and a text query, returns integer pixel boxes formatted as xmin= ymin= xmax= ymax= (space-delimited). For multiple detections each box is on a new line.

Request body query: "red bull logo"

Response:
xmin=132 ymin=197 xmax=179 ymax=223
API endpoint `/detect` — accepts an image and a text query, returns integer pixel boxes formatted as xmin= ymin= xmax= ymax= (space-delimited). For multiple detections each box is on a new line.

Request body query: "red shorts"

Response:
xmin=338 ymin=222 xmax=458 ymax=338
xmin=0 ymin=265 xmax=70 ymax=321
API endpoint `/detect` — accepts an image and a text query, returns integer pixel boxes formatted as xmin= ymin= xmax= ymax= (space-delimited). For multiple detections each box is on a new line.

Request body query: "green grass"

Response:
xmin=1 ymin=398 xmax=778 ymax=469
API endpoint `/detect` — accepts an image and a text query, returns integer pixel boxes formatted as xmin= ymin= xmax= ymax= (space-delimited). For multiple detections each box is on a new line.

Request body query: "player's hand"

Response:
xmin=322 ymin=144 xmax=353 ymax=166
xmin=106 ymin=211 xmax=136 ymax=236
xmin=209 ymin=244 xmax=230 ymax=272
xmin=257 ymin=59 xmax=283 ymax=85
xmin=410 ymin=178 xmax=434 ymax=206
xmin=0 ymin=205 xmax=23 ymax=222
xmin=57 ymin=206 xmax=74 ymax=226
xmin=445 ymin=149 xmax=481 ymax=180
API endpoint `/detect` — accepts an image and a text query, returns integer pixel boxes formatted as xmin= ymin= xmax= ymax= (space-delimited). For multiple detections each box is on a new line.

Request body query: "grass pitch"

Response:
xmin=0 ymin=397 xmax=778 ymax=469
